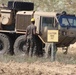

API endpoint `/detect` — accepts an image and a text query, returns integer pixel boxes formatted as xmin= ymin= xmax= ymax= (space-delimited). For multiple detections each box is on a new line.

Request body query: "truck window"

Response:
xmin=62 ymin=18 xmax=74 ymax=26
xmin=41 ymin=17 xmax=54 ymax=28
xmin=40 ymin=16 xmax=57 ymax=34
xmin=57 ymin=15 xmax=76 ymax=27
xmin=74 ymin=19 xmax=76 ymax=26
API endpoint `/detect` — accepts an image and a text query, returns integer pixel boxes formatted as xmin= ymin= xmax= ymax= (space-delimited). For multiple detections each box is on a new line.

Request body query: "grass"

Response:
xmin=56 ymin=48 xmax=76 ymax=64
xmin=0 ymin=54 xmax=51 ymax=63
xmin=0 ymin=47 xmax=76 ymax=64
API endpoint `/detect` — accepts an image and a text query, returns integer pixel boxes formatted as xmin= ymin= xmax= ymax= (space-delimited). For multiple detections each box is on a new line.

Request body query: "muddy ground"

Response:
xmin=0 ymin=44 xmax=76 ymax=75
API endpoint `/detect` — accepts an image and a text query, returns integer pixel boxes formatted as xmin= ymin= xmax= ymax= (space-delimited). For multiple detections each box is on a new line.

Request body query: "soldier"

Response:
xmin=25 ymin=18 xmax=37 ymax=57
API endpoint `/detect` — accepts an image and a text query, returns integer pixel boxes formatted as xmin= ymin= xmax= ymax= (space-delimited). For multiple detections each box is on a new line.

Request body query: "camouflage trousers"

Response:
xmin=26 ymin=36 xmax=36 ymax=57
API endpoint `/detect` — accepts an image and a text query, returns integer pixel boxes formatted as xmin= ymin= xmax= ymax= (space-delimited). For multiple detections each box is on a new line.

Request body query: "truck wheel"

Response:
xmin=0 ymin=33 xmax=11 ymax=54
xmin=14 ymin=35 xmax=26 ymax=56
xmin=8 ymin=1 xmax=34 ymax=11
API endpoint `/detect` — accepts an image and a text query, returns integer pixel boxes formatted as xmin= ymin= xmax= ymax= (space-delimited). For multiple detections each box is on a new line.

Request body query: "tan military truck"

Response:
xmin=0 ymin=1 xmax=76 ymax=57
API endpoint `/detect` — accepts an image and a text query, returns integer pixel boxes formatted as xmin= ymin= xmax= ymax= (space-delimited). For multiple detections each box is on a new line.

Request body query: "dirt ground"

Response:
xmin=0 ymin=43 xmax=76 ymax=75
xmin=0 ymin=61 xmax=76 ymax=75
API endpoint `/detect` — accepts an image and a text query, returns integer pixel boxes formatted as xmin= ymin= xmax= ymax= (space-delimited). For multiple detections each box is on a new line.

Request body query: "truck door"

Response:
xmin=40 ymin=16 xmax=57 ymax=42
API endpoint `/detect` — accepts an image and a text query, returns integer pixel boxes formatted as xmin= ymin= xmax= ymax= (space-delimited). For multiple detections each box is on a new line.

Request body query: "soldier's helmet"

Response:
xmin=31 ymin=18 xmax=35 ymax=22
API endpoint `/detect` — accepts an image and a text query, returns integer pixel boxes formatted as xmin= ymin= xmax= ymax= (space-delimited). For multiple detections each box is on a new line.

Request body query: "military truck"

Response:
xmin=0 ymin=1 xmax=76 ymax=56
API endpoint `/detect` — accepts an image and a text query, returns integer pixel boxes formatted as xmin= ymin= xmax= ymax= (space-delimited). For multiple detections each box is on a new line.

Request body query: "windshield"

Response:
xmin=41 ymin=16 xmax=58 ymax=29
xmin=57 ymin=15 xmax=76 ymax=27
xmin=41 ymin=17 xmax=54 ymax=28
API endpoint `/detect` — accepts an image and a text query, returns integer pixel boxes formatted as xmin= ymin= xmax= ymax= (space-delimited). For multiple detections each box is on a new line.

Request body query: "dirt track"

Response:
xmin=0 ymin=43 xmax=76 ymax=75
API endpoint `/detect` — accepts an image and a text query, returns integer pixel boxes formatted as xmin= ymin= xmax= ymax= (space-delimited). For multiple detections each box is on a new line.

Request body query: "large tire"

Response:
xmin=14 ymin=35 xmax=26 ymax=56
xmin=0 ymin=33 xmax=11 ymax=54
xmin=8 ymin=1 xmax=34 ymax=11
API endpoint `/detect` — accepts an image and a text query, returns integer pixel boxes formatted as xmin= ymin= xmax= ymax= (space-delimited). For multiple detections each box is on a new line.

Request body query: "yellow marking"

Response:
xmin=47 ymin=30 xmax=58 ymax=42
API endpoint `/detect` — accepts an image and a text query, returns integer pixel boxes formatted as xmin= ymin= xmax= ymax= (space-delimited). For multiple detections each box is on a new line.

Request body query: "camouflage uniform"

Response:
xmin=26 ymin=24 xmax=36 ymax=57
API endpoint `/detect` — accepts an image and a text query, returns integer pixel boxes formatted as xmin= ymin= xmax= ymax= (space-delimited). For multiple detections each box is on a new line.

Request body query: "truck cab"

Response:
xmin=56 ymin=12 xmax=76 ymax=47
